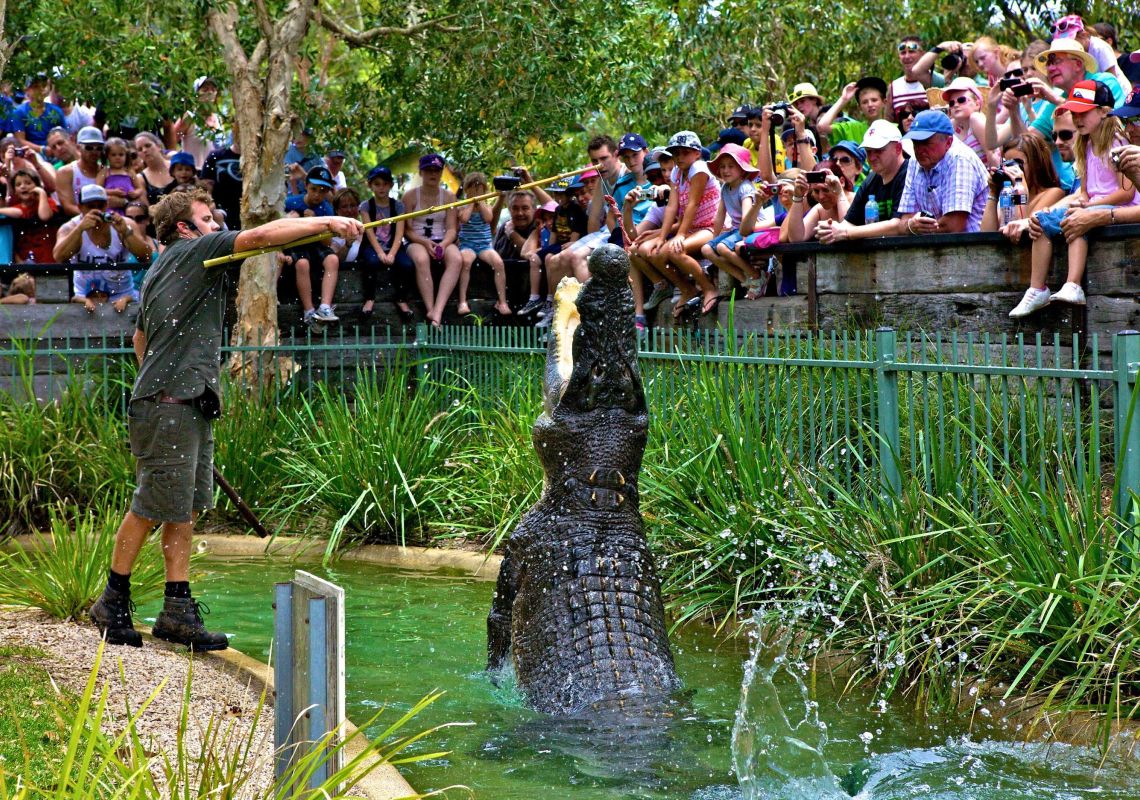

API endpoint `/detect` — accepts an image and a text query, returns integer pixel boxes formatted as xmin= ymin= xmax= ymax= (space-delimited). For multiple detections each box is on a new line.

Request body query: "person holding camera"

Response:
xmin=895 ymin=110 xmax=990 ymax=235
xmin=786 ymin=160 xmax=853 ymax=243
xmin=752 ymin=106 xmax=815 ymax=182
xmin=817 ymin=77 xmax=888 ymax=149
xmin=54 ymin=184 xmax=151 ymax=312
xmin=981 ymin=134 xmax=1065 ymax=238
xmin=2 ymin=138 xmax=57 ymax=198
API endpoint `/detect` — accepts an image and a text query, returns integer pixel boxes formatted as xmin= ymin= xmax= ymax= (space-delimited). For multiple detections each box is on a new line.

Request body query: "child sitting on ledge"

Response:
xmin=1010 ymin=80 xmax=1139 ymax=319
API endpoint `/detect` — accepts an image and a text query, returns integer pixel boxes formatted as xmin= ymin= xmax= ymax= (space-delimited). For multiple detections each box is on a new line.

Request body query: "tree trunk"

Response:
xmin=208 ymin=0 xmax=316 ymax=390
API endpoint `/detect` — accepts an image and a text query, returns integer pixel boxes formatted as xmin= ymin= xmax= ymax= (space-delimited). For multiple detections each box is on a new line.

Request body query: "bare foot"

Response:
xmin=457 ymin=303 xmax=472 ymax=316
xmin=112 ymin=296 xmax=131 ymax=313
xmin=83 ymin=298 xmax=96 ymax=314
xmin=495 ymin=302 xmax=513 ymax=315
xmin=362 ymin=300 xmax=374 ymax=314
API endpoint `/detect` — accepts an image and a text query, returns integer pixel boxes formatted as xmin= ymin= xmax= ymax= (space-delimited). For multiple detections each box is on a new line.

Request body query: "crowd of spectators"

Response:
xmin=2 ymin=14 xmax=1140 ymax=326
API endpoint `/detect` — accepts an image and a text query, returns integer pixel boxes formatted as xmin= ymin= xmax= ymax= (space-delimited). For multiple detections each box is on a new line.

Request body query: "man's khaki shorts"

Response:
xmin=127 ymin=398 xmax=214 ymax=523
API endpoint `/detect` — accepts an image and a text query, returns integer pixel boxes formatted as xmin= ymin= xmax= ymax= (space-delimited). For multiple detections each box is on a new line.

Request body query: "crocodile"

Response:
xmin=486 ymin=243 xmax=680 ymax=715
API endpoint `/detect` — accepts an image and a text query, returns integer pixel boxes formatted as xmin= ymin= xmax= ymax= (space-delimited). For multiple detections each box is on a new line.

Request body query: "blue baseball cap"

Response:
xmin=366 ymin=165 xmax=393 ymax=183
xmin=1109 ymin=87 xmax=1140 ymax=120
xmin=170 ymin=151 xmax=196 ymax=168
xmin=566 ymin=174 xmax=586 ymax=190
xmin=904 ymin=110 xmax=955 ymax=141
xmin=306 ymin=165 xmax=335 ymax=188
xmin=829 ymin=140 xmax=867 ymax=164
xmin=419 ymin=153 xmax=445 ymax=171
xmin=644 ymin=155 xmax=661 ymax=173
xmin=618 ymin=133 xmax=648 ymax=154
xmin=717 ymin=127 xmax=748 ymax=147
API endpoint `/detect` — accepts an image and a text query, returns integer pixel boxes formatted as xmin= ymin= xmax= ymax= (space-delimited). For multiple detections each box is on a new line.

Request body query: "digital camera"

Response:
xmin=767 ymin=101 xmax=793 ymax=129
xmin=647 ymin=184 xmax=671 ymax=207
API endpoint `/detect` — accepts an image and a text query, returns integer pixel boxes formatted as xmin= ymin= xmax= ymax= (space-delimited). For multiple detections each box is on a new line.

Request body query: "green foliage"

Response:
xmin=0 ymin=504 xmax=167 ymax=620
xmin=0 ymin=646 xmax=71 ymax=789
xmin=280 ymin=364 xmax=464 ymax=556
xmin=0 ymin=641 xmax=456 ymax=798
xmin=0 ymin=344 xmax=134 ymax=534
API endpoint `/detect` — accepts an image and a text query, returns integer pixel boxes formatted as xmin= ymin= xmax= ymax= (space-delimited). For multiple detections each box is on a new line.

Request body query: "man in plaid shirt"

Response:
xmin=896 ymin=110 xmax=989 ymax=234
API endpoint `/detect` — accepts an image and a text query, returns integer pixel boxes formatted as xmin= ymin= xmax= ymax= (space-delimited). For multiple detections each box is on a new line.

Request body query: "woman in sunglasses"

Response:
xmin=892 ymin=102 xmax=929 ymax=134
xmin=982 ymin=134 xmax=1065 ymax=236
xmin=941 ymin=77 xmax=995 ymax=166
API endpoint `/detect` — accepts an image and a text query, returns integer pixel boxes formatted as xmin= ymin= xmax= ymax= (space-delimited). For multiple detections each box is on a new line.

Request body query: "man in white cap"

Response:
xmin=817 ymin=120 xmax=911 ymax=243
xmin=171 ymin=76 xmax=226 ymax=170
xmin=56 ymin=125 xmax=106 ymax=217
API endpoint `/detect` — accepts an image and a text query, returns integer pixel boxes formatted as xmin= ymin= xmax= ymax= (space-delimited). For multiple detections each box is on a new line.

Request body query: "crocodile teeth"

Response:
xmin=588 ymin=469 xmax=598 ymax=484
xmin=590 ymin=491 xmax=598 ymax=504
xmin=616 ymin=493 xmax=625 ymax=506
xmin=616 ymin=471 xmax=626 ymax=486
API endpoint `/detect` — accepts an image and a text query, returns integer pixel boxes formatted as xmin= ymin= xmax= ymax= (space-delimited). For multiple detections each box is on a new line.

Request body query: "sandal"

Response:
xmin=701 ymin=295 xmax=722 ymax=316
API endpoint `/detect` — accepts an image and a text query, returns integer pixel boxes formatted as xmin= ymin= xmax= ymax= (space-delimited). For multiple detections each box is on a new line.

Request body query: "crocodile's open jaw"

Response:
xmin=545 ymin=277 xmax=583 ymax=414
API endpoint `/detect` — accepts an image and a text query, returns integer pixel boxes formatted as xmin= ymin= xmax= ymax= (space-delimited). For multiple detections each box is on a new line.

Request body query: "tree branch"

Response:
xmin=251 ymin=0 xmax=274 ymax=40
xmin=206 ymin=3 xmax=250 ymax=73
xmin=314 ymin=10 xmax=462 ymax=46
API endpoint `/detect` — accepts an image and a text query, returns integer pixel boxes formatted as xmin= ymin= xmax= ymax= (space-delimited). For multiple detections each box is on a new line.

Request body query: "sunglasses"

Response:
xmin=82 ymin=143 xmax=104 ymax=152
xmin=949 ymin=95 xmax=973 ymax=106
xmin=126 ymin=214 xmax=148 ymax=222
xmin=897 ymin=42 xmax=921 ymax=53
xmin=832 ymin=155 xmax=855 ymax=165
xmin=1052 ymin=129 xmax=1075 ymax=141
xmin=1053 ymin=19 xmax=1080 ymax=34
xmin=1045 ymin=54 xmax=1080 ymax=67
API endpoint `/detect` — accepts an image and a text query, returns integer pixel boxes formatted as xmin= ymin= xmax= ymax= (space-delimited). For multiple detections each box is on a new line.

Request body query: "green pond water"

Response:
xmin=139 ymin=558 xmax=1140 ymax=799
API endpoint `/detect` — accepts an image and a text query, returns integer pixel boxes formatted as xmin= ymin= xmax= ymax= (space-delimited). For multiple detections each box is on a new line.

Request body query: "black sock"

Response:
xmin=107 ymin=570 xmax=131 ymax=595
xmin=165 ymin=581 xmax=192 ymax=599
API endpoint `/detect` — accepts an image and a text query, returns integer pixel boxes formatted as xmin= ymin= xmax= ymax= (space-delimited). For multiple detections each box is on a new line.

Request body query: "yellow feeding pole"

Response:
xmin=202 ymin=165 xmax=591 ymax=268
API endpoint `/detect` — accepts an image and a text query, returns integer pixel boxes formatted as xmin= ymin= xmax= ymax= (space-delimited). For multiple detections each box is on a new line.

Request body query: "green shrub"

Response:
xmin=0 ymin=504 xmax=167 ymax=620
xmin=281 ymin=364 xmax=464 ymax=555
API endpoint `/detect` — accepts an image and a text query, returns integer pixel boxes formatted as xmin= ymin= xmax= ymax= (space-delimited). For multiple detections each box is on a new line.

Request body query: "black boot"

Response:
xmin=152 ymin=596 xmax=229 ymax=651
xmin=89 ymin=586 xmax=142 ymax=647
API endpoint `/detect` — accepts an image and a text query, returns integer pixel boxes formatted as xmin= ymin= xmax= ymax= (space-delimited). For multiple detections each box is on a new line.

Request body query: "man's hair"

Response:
xmin=901 ymin=34 xmax=922 ymax=44
xmin=586 ymin=134 xmax=618 ymax=154
xmin=152 ymin=188 xmax=213 ymax=244
xmin=508 ymin=189 xmax=535 ymax=207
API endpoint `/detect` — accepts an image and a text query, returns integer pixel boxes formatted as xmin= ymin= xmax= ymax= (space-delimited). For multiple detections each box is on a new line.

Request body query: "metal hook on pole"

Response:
xmin=202 ymin=165 xmax=592 ymax=269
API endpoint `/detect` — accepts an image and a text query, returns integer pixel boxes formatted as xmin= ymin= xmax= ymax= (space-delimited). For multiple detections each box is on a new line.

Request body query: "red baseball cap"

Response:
xmin=1057 ymin=80 xmax=1114 ymax=113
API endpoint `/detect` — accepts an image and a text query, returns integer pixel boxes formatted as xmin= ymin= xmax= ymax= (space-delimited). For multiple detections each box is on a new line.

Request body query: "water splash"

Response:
xmin=732 ymin=618 xmax=849 ymax=800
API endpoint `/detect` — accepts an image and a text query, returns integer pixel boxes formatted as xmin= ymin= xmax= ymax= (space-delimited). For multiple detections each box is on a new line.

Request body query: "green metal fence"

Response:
xmin=3 ymin=323 xmax=1138 ymax=521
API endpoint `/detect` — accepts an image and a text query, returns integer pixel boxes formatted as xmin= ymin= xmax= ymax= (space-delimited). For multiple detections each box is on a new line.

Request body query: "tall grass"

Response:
xmin=0 ymin=503 xmax=168 ymax=620
xmin=280 ymin=362 xmax=465 ymax=556
xmin=0 ymin=641 xmax=460 ymax=798
xmin=0 ymin=345 xmax=134 ymax=534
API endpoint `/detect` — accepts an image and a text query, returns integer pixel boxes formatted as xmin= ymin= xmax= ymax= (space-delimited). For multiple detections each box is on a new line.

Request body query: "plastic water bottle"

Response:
xmin=998 ymin=182 xmax=1015 ymax=226
xmin=864 ymin=194 xmax=879 ymax=224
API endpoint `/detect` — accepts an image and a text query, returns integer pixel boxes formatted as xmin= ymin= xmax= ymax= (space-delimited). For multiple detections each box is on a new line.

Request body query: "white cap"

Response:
xmin=79 ymin=184 xmax=108 ymax=204
xmin=861 ymin=120 xmax=903 ymax=149
xmin=76 ymin=126 xmax=104 ymax=145
xmin=193 ymin=75 xmax=217 ymax=93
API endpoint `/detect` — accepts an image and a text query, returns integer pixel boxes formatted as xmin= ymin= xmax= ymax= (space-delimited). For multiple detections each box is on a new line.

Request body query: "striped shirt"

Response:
xmin=891 ymin=76 xmax=928 ymax=110
xmin=897 ymin=138 xmax=989 ymax=232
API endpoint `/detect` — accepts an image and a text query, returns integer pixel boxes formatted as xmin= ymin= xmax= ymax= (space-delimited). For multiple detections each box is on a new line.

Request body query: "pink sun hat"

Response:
xmin=708 ymin=142 xmax=759 ymax=175
xmin=538 ymin=200 xmax=558 ymax=214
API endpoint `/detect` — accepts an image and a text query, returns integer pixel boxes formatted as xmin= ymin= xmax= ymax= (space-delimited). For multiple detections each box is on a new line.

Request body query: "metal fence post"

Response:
xmin=414 ymin=322 xmax=430 ymax=385
xmin=1113 ymin=331 xmax=1140 ymax=550
xmin=875 ymin=327 xmax=902 ymax=499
